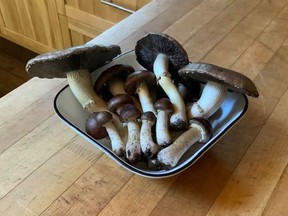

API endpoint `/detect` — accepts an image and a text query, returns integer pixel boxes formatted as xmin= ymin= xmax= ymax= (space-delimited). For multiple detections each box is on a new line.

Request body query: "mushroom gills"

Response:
xmin=188 ymin=81 xmax=226 ymax=119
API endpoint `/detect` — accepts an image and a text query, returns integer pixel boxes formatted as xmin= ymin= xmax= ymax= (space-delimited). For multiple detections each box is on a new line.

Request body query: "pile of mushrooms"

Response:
xmin=26 ymin=33 xmax=259 ymax=170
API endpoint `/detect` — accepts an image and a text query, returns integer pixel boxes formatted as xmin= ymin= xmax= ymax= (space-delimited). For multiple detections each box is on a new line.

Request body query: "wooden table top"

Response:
xmin=1 ymin=0 xmax=288 ymax=215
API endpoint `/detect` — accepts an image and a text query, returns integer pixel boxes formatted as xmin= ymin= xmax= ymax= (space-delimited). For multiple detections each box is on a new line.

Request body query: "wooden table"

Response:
xmin=1 ymin=0 xmax=288 ymax=215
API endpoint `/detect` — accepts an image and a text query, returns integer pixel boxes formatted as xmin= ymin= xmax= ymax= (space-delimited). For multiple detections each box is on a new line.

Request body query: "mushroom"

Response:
xmin=151 ymin=118 xmax=212 ymax=169
xmin=140 ymin=112 xmax=159 ymax=158
xmin=94 ymin=64 xmax=134 ymax=100
xmin=107 ymin=94 xmax=134 ymax=115
xmin=124 ymin=70 xmax=157 ymax=116
xmin=135 ymin=33 xmax=189 ymax=130
xmin=119 ymin=104 xmax=142 ymax=163
xmin=26 ymin=44 xmax=126 ymax=143
xmin=179 ymin=63 xmax=259 ymax=119
xmin=154 ymin=98 xmax=174 ymax=146
xmin=85 ymin=111 xmax=125 ymax=156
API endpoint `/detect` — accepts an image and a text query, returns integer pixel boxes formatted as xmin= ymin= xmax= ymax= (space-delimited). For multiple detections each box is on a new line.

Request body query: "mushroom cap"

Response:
xmin=119 ymin=104 xmax=141 ymax=123
xmin=26 ymin=44 xmax=121 ymax=78
xmin=94 ymin=64 xmax=135 ymax=95
xmin=189 ymin=118 xmax=212 ymax=143
xmin=141 ymin=111 xmax=156 ymax=124
xmin=154 ymin=98 xmax=174 ymax=113
xmin=124 ymin=70 xmax=156 ymax=95
xmin=107 ymin=94 xmax=134 ymax=113
xmin=179 ymin=63 xmax=259 ymax=97
xmin=85 ymin=111 xmax=113 ymax=139
xmin=135 ymin=33 xmax=189 ymax=74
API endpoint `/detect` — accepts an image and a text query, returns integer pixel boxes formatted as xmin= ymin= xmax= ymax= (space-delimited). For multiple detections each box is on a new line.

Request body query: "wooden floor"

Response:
xmin=0 ymin=37 xmax=37 ymax=97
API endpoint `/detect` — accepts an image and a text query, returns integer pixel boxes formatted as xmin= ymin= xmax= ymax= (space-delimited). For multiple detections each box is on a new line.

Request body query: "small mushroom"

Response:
xmin=119 ymin=104 xmax=142 ymax=163
xmin=152 ymin=118 xmax=212 ymax=169
xmin=94 ymin=64 xmax=134 ymax=100
xmin=86 ymin=111 xmax=125 ymax=156
xmin=154 ymin=98 xmax=174 ymax=146
xmin=135 ymin=33 xmax=189 ymax=130
xmin=140 ymin=112 xmax=159 ymax=158
xmin=107 ymin=94 xmax=134 ymax=115
xmin=179 ymin=63 xmax=259 ymax=119
xmin=124 ymin=70 xmax=157 ymax=116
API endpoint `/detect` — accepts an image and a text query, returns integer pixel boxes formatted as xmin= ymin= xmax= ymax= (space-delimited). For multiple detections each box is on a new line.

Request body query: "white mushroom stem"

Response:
xmin=104 ymin=122 xmax=125 ymax=156
xmin=140 ymin=120 xmax=159 ymax=157
xmin=156 ymin=110 xmax=172 ymax=146
xmin=108 ymin=78 xmax=143 ymax=112
xmin=125 ymin=121 xmax=141 ymax=163
xmin=187 ymin=81 xmax=226 ymax=119
xmin=136 ymin=82 xmax=156 ymax=115
xmin=67 ymin=69 xmax=127 ymax=140
xmin=157 ymin=124 xmax=204 ymax=168
xmin=153 ymin=54 xmax=187 ymax=129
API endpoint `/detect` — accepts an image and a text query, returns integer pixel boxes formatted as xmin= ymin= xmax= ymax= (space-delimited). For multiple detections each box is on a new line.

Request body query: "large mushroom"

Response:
xmin=135 ymin=33 xmax=189 ymax=130
xmin=179 ymin=63 xmax=259 ymax=119
xmin=26 ymin=44 xmax=126 ymax=142
xmin=119 ymin=104 xmax=142 ymax=164
xmin=86 ymin=111 xmax=125 ymax=156
xmin=94 ymin=64 xmax=134 ymax=100
xmin=151 ymin=118 xmax=212 ymax=169
xmin=124 ymin=70 xmax=157 ymax=116
xmin=154 ymin=98 xmax=174 ymax=146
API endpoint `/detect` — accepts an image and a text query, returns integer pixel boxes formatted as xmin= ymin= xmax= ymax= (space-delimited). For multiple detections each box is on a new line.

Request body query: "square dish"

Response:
xmin=54 ymin=50 xmax=248 ymax=178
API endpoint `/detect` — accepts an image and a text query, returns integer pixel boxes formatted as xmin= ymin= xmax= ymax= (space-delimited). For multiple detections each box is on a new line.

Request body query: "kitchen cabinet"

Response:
xmin=0 ymin=0 xmax=151 ymax=53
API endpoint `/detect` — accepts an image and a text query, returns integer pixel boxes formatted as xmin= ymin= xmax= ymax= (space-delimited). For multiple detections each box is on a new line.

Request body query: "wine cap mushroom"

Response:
xmin=119 ymin=104 xmax=141 ymax=123
xmin=135 ymin=33 xmax=189 ymax=74
xmin=141 ymin=112 xmax=156 ymax=124
xmin=179 ymin=63 xmax=259 ymax=97
xmin=107 ymin=94 xmax=133 ymax=114
xmin=94 ymin=64 xmax=134 ymax=99
xmin=85 ymin=112 xmax=112 ymax=139
xmin=154 ymin=98 xmax=174 ymax=114
xmin=124 ymin=70 xmax=156 ymax=95
xmin=26 ymin=44 xmax=121 ymax=78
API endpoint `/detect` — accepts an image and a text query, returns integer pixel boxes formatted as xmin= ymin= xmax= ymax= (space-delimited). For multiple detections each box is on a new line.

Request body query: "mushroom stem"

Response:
xmin=187 ymin=81 xmax=226 ymax=119
xmin=105 ymin=122 xmax=125 ymax=156
xmin=125 ymin=121 xmax=141 ymax=163
xmin=156 ymin=110 xmax=172 ymax=146
xmin=157 ymin=125 xmax=202 ymax=169
xmin=153 ymin=54 xmax=187 ymax=129
xmin=140 ymin=120 xmax=158 ymax=158
xmin=137 ymin=82 xmax=156 ymax=115
xmin=67 ymin=69 xmax=107 ymax=112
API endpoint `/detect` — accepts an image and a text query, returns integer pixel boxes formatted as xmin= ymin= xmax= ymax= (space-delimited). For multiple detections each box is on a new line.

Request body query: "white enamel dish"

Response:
xmin=54 ymin=50 xmax=248 ymax=178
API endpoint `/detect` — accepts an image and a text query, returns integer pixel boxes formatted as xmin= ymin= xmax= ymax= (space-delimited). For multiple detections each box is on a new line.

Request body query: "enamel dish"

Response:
xmin=54 ymin=50 xmax=248 ymax=178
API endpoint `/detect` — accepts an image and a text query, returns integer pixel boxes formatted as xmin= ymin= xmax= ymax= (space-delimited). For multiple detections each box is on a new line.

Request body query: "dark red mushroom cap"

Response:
xmin=94 ymin=64 xmax=135 ymax=97
xmin=85 ymin=111 xmax=113 ymax=139
xmin=107 ymin=94 xmax=134 ymax=114
xmin=179 ymin=63 xmax=259 ymax=97
xmin=141 ymin=111 xmax=156 ymax=124
xmin=26 ymin=44 xmax=121 ymax=78
xmin=119 ymin=104 xmax=141 ymax=123
xmin=154 ymin=98 xmax=174 ymax=114
xmin=135 ymin=33 xmax=189 ymax=74
xmin=124 ymin=70 xmax=156 ymax=95
xmin=189 ymin=117 xmax=212 ymax=143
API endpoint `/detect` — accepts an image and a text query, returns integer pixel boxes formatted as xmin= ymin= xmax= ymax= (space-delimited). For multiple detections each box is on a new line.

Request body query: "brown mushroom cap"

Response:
xmin=94 ymin=64 xmax=135 ymax=95
xmin=154 ymin=98 xmax=174 ymax=113
xmin=135 ymin=33 xmax=189 ymax=74
xmin=85 ymin=111 xmax=113 ymax=139
xmin=124 ymin=70 xmax=156 ymax=95
xmin=119 ymin=104 xmax=141 ymax=123
xmin=26 ymin=44 xmax=121 ymax=78
xmin=179 ymin=63 xmax=259 ymax=97
xmin=141 ymin=111 xmax=156 ymax=124
xmin=189 ymin=117 xmax=212 ymax=143
xmin=107 ymin=94 xmax=134 ymax=113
